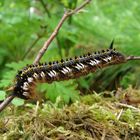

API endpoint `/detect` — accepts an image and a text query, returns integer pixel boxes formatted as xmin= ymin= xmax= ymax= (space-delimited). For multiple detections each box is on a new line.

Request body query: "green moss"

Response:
xmin=0 ymin=89 xmax=140 ymax=140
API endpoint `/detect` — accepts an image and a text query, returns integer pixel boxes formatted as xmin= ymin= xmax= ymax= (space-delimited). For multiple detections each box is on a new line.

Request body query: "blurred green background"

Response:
xmin=0 ymin=0 xmax=140 ymax=105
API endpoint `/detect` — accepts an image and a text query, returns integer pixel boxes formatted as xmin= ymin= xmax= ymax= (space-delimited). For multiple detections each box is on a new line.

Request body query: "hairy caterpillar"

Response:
xmin=12 ymin=43 xmax=126 ymax=100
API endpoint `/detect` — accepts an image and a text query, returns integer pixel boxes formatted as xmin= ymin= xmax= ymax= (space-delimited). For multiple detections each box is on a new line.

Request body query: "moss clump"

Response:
xmin=0 ymin=89 xmax=140 ymax=140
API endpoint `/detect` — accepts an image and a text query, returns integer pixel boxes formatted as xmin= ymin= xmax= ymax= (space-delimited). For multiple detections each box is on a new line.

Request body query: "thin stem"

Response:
xmin=56 ymin=37 xmax=63 ymax=58
xmin=126 ymin=56 xmax=140 ymax=61
xmin=22 ymin=26 xmax=47 ymax=60
xmin=116 ymin=102 xmax=140 ymax=112
xmin=22 ymin=36 xmax=42 ymax=60
xmin=39 ymin=0 xmax=51 ymax=18
xmin=0 ymin=95 xmax=15 ymax=112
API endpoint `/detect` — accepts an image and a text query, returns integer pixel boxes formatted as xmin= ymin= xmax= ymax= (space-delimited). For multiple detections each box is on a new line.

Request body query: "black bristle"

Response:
xmin=18 ymin=70 xmax=22 ymax=75
xmin=33 ymin=64 xmax=36 ymax=67
xmin=102 ymin=50 xmax=105 ymax=53
xmin=109 ymin=39 xmax=114 ymax=49
xmin=61 ymin=59 xmax=64 ymax=63
xmin=87 ymin=52 xmax=91 ymax=56
xmin=49 ymin=62 xmax=52 ymax=65
xmin=38 ymin=62 xmax=42 ymax=65
xmin=44 ymin=62 xmax=47 ymax=65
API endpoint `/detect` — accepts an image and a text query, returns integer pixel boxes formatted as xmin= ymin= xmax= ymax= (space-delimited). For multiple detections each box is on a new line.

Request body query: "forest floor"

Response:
xmin=0 ymin=87 xmax=140 ymax=140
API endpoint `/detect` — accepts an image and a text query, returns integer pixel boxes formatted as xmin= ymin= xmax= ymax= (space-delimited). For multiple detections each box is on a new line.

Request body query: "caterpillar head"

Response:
xmin=109 ymin=49 xmax=126 ymax=64
xmin=106 ymin=40 xmax=126 ymax=64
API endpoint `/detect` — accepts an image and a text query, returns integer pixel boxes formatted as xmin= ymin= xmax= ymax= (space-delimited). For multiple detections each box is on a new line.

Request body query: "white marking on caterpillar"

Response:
xmin=33 ymin=73 xmax=39 ymax=79
xmin=28 ymin=77 xmax=33 ymax=83
xmin=103 ymin=56 xmax=112 ymax=62
xmin=48 ymin=72 xmax=53 ymax=78
xmin=108 ymin=56 xmax=112 ymax=61
xmin=50 ymin=71 xmax=54 ymax=76
xmin=61 ymin=67 xmax=69 ymax=74
xmin=50 ymin=71 xmax=55 ymax=76
xmin=89 ymin=59 xmax=100 ymax=66
xmin=94 ymin=59 xmax=100 ymax=64
xmin=61 ymin=70 xmax=66 ymax=74
xmin=75 ymin=63 xmax=83 ymax=70
xmin=79 ymin=63 xmax=85 ymax=68
xmin=103 ymin=58 xmax=107 ymax=62
xmin=89 ymin=60 xmax=96 ymax=66
xmin=40 ymin=71 xmax=45 ymax=78
xmin=65 ymin=66 xmax=72 ymax=72
xmin=23 ymin=92 xmax=29 ymax=97
xmin=23 ymin=82 xmax=29 ymax=90
xmin=48 ymin=70 xmax=57 ymax=77
xmin=104 ymin=57 xmax=112 ymax=62
xmin=63 ymin=68 xmax=69 ymax=73
xmin=52 ymin=70 xmax=57 ymax=76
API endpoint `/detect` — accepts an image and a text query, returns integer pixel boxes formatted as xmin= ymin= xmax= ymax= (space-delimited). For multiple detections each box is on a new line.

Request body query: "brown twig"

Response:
xmin=116 ymin=102 xmax=140 ymax=112
xmin=126 ymin=56 xmax=140 ymax=61
xmin=33 ymin=0 xmax=92 ymax=64
xmin=0 ymin=95 xmax=15 ymax=112
xmin=0 ymin=0 xmax=92 ymax=112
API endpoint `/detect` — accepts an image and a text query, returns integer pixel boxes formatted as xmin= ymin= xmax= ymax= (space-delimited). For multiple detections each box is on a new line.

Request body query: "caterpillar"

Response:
xmin=12 ymin=42 xmax=126 ymax=100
